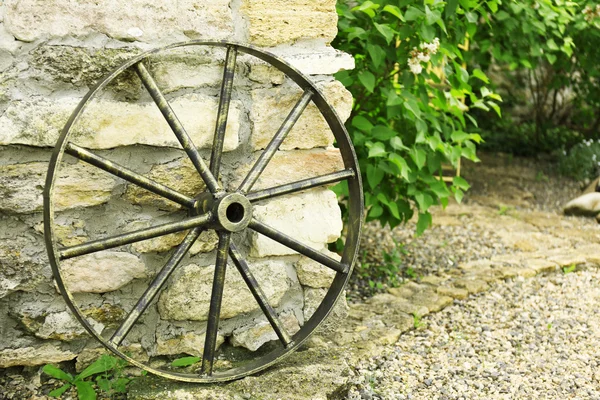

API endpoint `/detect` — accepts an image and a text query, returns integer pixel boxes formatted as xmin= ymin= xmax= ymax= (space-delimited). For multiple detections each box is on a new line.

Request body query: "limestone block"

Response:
xmin=30 ymin=46 xmax=140 ymax=91
xmin=0 ymin=344 xmax=76 ymax=368
xmin=132 ymin=230 xmax=218 ymax=255
xmin=0 ymin=95 xmax=241 ymax=150
xmin=0 ymin=236 xmax=46 ymax=298
xmin=60 ymin=251 xmax=146 ymax=293
xmin=231 ymin=313 xmax=301 ymax=351
xmin=240 ymin=0 xmax=338 ymax=47
xmin=35 ymin=311 xmax=104 ymax=341
xmin=156 ymin=333 xmax=225 ymax=357
xmin=248 ymin=64 xmax=286 ymax=85
xmin=0 ymin=162 xmax=116 ymax=214
xmin=436 ymin=286 xmax=469 ymax=300
xmin=453 ymin=278 xmax=489 ymax=294
xmin=295 ymin=251 xmax=339 ymax=288
xmin=158 ymin=260 xmax=293 ymax=321
xmin=231 ymin=148 xmax=345 ymax=191
xmin=250 ymin=81 xmax=353 ymax=151
xmin=123 ymin=157 xmax=207 ymax=211
xmin=564 ymin=192 xmax=600 ymax=217
xmin=153 ymin=60 xmax=224 ymax=93
xmin=273 ymin=46 xmax=355 ymax=75
xmin=4 ymin=0 xmax=232 ymax=42
xmin=250 ymin=189 xmax=342 ymax=257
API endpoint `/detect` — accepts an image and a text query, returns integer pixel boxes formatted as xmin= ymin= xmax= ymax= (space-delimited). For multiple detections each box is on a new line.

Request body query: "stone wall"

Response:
xmin=0 ymin=0 xmax=354 ymax=368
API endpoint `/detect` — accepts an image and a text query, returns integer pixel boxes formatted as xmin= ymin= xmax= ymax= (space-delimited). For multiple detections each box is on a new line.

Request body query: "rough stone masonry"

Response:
xmin=0 ymin=0 xmax=355 ymax=368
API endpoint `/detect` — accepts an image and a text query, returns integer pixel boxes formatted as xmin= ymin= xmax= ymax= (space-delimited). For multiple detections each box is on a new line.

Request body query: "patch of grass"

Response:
xmin=562 ymin=264 xmax=577 ymax=274
xmin=497 ymin=204 xmax=514 ymax=215
xmin=412 ymin=313 xmax=423 ymax=329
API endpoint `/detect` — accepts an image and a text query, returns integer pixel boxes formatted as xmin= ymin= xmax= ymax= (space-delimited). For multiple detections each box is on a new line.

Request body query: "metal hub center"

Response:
xmin=210 ymin=192 xmax=252 ymax=232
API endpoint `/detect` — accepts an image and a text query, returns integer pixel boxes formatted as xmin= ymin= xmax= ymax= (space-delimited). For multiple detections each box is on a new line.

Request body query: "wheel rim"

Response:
xmin=43 ymin=40 xmax=363 ymax=382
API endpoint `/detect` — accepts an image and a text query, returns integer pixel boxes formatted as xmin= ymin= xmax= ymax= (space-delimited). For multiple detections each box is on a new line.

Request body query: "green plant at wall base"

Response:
xmin=43 ymin=354 xmax=131 ymax=399
xmin=333 ymin=0 xmax=499 ymax=234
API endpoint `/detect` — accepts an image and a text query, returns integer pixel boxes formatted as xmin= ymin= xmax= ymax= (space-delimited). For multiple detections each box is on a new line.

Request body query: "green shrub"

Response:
xmin=559 ymin=139 xmax=600 ymax=181
xmin=473 ymin=0 xmax=600 ymax=154
xmin=332 ymin=0 xmax=499 ymax=234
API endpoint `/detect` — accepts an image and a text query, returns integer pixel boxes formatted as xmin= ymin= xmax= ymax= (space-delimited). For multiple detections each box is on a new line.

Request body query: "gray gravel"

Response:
xmin=347 ymin=268 xmax=600 ymax=399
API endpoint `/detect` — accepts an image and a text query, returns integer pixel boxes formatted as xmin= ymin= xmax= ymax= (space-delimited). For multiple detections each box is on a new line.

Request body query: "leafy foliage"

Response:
xmin=559 ymin=139 xmax=600 ymax=181
xmin=333 ymin=0 xmax=499 ymax=233
xmin=43 ymin=355 xmax=131 ymax=399
xmin=473 ymin=0 xmax=600 ymax=153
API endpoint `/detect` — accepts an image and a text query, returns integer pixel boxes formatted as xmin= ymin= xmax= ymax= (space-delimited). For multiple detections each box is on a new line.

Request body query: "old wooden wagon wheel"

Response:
xmin=44 ymin=41 xmax=363 ymax=382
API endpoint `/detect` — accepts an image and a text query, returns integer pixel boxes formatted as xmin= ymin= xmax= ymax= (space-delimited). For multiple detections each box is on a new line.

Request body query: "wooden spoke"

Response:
xmin=248 ymin=219 xmax=348 ymax=274
xmin=59 ymin=213 xmax=212 ymax=260
xmin=229 ymin=242 xmax=292 ymax=347
xmin=134 ymin=61 xmax=221 ymax=193
xmin=109 ymin=228 xmax=203 ymax=346
xmin=210 ymin=46 xmax=238 ymax=177
xmin=201 ymin=232 xmax=231 ymax=375
xmin=247 ymin=169 xmax=355 ymax=202
xmin=65 ymin=143 xmax=195 ymax=208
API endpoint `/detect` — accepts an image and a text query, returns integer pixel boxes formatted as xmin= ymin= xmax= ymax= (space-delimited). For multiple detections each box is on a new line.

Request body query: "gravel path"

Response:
xmin=348 ymin=268 xmax=600 ymax=399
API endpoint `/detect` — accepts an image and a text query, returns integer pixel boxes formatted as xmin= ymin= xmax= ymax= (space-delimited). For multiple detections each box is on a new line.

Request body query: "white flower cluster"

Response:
xmin=408 ymin=37 xmax=440 ymax=74
xmin=583 ymin=4 xmax=600 ymax=22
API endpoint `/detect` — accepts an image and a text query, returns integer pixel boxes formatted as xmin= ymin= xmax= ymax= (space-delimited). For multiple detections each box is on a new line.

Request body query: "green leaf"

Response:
xmin=374 ymin=23 xmax=395 ymax=45
xmin=96 ymin=378 xmax=111 ymax=393
xmin=465 ymin=11 xmax=478 ymax=23
xmin=471 ymin=69 xmax=489 ymax=83
xmin=451 ymin=131 xmax=469 ymax=143
xmin=49 ymin=383 xmax=72 ymax=398
xmin=369 ymin=204 xmax=384 ymax=218
xmin=520 ymin=59 xmax=533 ymax=69
xmin=368 ymin=142 xmax=387 ymax=158
xmin=453 ymin=176 xmax=470 ymax=191
xmin=454 ymin=188 xmax=464 ymax=203
xmin=389 ymin=153 xmax=410 ymax=181
xmin=488 ymin=101 xmax=502 ymax=117
xmin=367 ymin=45 xmax=386 ymax=69
xmin=429 ymin=180 xmax=450 ymax=198
xmin=421 ymin=24 xmax=436 ymax=42
xmin=404 ymin=99 xmax=422 ymax=120
xmin=425 ymin=6 xmax=441 ymax=25
xmin=390 ymin=137 xmax=408 ymax=151
xmin=414 ymin=192 xmax=433 ymax=213
xmin=367 ymin=164 xmax=385 ymax=188
xmin=351 ymin=1 xmax=379 ymax=18
xmin=387 ymin=202 xmax=401 ymax=219
xmin=446 ymin=0 xmax=458 ymax=18
xmin=171 ymin=356 xmax=201 ymax=367
xmin=111 ymin=377 xmax=131 ymax=393
xmin=405 ymin=6 xmax=424 ymax=21
xmin=43 ymin=365 xmax=74 ymax=383
xmin=358 ymin=70 xmax=376 ymax=93
xmin=409 ymin=148 xmax=427 ymax=169
xmin=77 ymin=355 xmax=118 ymax=381
xmin=546 ymin=38 xmax=559 ymax=51
xmin=351 ymin=115 xmax=373 ymax=132
xmin=372 ymin=125 xmax=397 ymax=141
xmin=382 ymin=5 xmax=404 ymax=20
xmin=546 ymin=53 xmax=557 ymax=64
xmin=495 ymin=10 xmax=510 ymax=20
xmin=75 ymin=381 xmax=96 ymax=400
xmin=416 ymin=212 xmax=432 ymax=236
